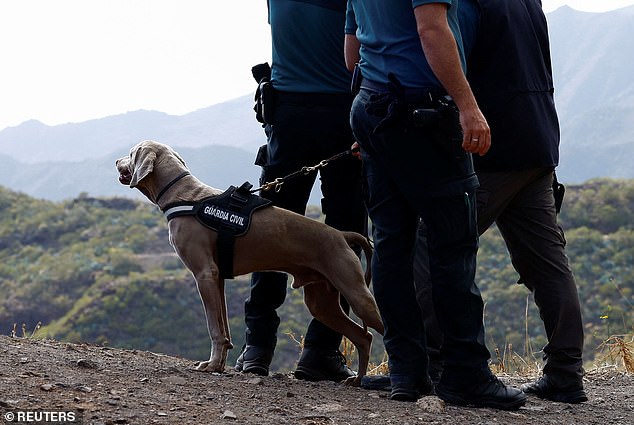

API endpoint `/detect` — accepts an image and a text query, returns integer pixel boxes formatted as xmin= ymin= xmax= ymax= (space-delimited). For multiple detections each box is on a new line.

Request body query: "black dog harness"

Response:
xmin=162 ymin=182 xmax=272 ymax=279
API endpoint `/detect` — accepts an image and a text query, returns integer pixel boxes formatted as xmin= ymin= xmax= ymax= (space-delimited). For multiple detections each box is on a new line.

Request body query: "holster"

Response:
xmin=252 ymin=62 xmax=275 ymax=125
xmin=254 ymin=143 xmax=268 ymax=167
xmin=553 ymin=173 xmax=565 ymax=214
xmin=351 ymin=63 xmax=362 ymax=96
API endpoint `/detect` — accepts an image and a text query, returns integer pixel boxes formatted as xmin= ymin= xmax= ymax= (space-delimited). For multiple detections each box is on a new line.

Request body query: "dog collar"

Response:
xmin=155 ymin=171 xmax=190 ymax=204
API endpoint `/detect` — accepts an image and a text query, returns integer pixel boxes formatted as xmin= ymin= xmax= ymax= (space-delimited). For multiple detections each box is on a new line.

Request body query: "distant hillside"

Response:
xmin=548 ymin=6 xmax=634 ymax=183
xmin=0 ymin=145 xmax=262 ymax=202
xmin=1 ymin=7 xmax=634 ymax=200
xmin=0 ymin=179 xmax=632 ymax=373
xmin=0 ymin=96 xmax=263 ymax=164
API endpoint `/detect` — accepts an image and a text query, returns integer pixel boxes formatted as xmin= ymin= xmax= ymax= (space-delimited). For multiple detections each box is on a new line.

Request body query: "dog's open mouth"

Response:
xmin=118 ymin=170 xmax=132 ymax=185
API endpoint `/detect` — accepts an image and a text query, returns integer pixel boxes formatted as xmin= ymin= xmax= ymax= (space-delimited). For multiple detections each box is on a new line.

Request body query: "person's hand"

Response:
xmin=460 ymin=107 xmax=491 ymax=156
xmin=350 ymin=141 xmax=362 ymax=159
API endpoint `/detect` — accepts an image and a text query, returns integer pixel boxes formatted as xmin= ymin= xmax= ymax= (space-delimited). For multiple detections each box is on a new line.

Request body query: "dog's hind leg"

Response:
xmin=302 ymin=281 xmax=373 ymax=387
xmin=324 ymin=257 xmax=384 ymax=336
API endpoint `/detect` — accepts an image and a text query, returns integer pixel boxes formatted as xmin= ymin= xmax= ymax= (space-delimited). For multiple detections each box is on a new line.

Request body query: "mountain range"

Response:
xmin=1 ymin=5 xmax=633 ymax=203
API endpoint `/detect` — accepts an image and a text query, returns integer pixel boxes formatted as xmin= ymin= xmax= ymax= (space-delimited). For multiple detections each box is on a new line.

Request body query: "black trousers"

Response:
xmin=416 ymin=168 xmax=584 ymax=386
xmin=244 ymin=90 xmax=367 ymax=351
xmin=351 ymin=88 xmax=489 ymax=389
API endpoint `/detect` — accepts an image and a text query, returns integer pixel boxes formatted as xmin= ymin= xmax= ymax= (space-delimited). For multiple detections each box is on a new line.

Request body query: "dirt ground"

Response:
xmin=1 ymin=335 xmax=632 ymax=425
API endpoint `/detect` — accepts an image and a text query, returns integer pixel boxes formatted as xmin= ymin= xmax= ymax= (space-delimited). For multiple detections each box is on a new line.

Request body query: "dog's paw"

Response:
xmin=342 ymin=375 xmax=362 ymax=387
xmin=195 ymin=360 xmax=223 ymax=373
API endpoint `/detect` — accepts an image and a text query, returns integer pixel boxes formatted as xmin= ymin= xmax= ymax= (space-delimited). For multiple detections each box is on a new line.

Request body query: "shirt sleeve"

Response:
xmin=412 ymin=0 xmax=452 ymax=8
xmin=345 ymin=1 xmax=357 ymax=34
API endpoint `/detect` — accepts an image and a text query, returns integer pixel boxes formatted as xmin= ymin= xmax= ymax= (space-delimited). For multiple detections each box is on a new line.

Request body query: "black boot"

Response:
xmin=436 ymin=368 xmax=527 ymax=410
xmin=521 ymin=375 xmax=587 ymax=404
xmin=294 ymin=347 xmax=355 ymax=382
xmin=234 ymin=345 xmax=274 ymax=376
xmin=360 ymin=374 xmax=434 ymax=402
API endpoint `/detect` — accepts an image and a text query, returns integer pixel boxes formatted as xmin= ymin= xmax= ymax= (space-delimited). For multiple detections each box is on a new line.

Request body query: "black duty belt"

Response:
xmin=360 ymin=77 xmax=451 ymax=106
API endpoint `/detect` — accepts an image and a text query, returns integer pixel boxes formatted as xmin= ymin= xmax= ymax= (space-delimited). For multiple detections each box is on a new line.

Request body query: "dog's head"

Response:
xmin=116 ymin=140 xmax=187 ymax=203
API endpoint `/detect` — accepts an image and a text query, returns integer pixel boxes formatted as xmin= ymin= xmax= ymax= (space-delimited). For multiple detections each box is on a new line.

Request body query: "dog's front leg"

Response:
xmin=193 ymin=271 xmax=233 ymax=372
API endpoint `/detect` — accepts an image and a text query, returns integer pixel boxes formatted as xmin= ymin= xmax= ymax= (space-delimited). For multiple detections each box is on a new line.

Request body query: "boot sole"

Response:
xmin=242 ymin=363 xmax=269 ymax=376
xmin=294 ymin=366 xmax=354 ymax=382
xmin=436 ymin=386 xmax=527 ymax=411
xmin=526 ymin=388 xmax=588 ymax=404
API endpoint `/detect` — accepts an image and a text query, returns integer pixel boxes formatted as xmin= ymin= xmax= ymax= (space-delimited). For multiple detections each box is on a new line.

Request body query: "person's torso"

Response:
xmin=462 ymin=0 xmax=560 ymax=170
xmin=466 ymin=0 xmax=554 ymax=95
xmin=269 ymin=0 xmax=351 ymax=93
xmin=346 ymin=0 xmax=463 ymax=90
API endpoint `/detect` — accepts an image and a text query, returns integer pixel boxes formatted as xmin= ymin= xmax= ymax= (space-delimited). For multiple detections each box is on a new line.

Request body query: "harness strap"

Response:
xmin=217 ymin=182 xmax=253 ymax=279
xmin=164 ymin=204 xmax=194 ymax=220
xmin=217 ymin=231 xmax=235 ymax=280
xmin=162 ymin=182 xmax=271 ymax=280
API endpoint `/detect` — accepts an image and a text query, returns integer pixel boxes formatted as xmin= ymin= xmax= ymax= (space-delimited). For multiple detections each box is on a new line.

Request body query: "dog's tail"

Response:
xmin=342 ymin=231 xmax=373 ymax=286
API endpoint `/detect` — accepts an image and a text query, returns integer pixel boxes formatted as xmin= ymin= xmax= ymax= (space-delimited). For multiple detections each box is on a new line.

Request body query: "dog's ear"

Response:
xmin=129 ymin=145 xmax=157 ymax=188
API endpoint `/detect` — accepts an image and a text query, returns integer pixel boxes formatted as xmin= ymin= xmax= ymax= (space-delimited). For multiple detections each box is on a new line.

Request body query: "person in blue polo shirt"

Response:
xmin=345 ymin=0 xmax=526 ymax=408
xmin=234 ymin=0 xmax=367 ymax=382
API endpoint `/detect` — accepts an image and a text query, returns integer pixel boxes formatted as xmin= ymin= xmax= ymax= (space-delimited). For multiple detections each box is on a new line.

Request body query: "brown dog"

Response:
xmin=115 ymin=140 xmax=384 ymax=385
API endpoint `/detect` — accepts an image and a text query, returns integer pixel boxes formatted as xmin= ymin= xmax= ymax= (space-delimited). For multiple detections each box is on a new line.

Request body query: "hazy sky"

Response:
xmin=0 ymin=0 xmax=632 ymax=132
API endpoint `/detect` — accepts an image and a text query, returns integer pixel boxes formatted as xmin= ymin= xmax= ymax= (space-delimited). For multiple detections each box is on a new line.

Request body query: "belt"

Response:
xmin=360 ymin=78 xmax=452 ymax=106
xmin=274 ymin=89 xmax=352 ymax=106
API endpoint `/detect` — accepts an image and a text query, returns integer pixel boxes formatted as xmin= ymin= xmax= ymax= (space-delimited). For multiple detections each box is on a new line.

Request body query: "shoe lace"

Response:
xmin=333 ymin=350 xmax=347 ymax=366
xmin=480 ymin=370 xmax=505 ymax=390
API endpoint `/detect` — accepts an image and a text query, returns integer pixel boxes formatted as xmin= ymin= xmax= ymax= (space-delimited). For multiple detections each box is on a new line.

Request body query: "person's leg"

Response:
xmin=237 ymin=161 xmax=316 ymax=375
xmin=351 ymin=90 xmax=430 ymax=400
xmin=362 ymin=150 xmax=428 ymax=397
xmin=413 ymin=221 xmax=443 ymax=383
xmin=481 ymin=169 xmax=586 ymax=402
xmin=352 ymin=89 xmax=525 ymax=408
xmin=351 ymin=92 xmax=489 ymax=385
xmin=424 ymin=190 xmax=526 ymax=410
xmin=238 ymin=99 xmax=317 ymax=375
xmin=294 ymin=95 xmax=367 ymax=379
xmin=414 ymin=165 xmax=540 ymax=384
xmin=367 ymin=221 xmax=443 ymax=392
xmin=422 ymin=191 xmax=489 ymax=374
xmin=300 ymin=155 xmax=367 ymax=348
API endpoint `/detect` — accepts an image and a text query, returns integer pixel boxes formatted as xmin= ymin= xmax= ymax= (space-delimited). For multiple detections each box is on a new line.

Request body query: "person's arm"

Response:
xmin=414 ymin=3 xmax=490 ymax=156
xmin=344 ymin=2 xmax=360 ymax=72
xmin=344 ymin=34 xmax=360 ymax=72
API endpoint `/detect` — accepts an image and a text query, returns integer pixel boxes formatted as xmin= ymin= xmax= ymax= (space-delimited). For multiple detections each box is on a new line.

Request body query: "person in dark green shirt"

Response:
xmin=235 ymin=0 xmax=367 ymax=383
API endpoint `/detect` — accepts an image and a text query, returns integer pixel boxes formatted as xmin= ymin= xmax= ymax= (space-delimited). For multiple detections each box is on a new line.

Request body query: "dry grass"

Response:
xmin=596 ymin=334 xmax=634 ymax=373
xmin=10 ymin=321 xmax=41 ymax=339
xmin=490 ymin=343 xmax=539 ymax=376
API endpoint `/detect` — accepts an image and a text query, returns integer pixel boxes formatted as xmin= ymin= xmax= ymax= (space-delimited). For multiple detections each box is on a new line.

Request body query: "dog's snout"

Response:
xmin=116 ymin=157 xmax=132 ymax=185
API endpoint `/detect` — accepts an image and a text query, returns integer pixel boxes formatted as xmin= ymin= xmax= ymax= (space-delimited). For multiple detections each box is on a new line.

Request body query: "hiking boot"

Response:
xmin=521 ymin=375 xmax=588 ymax=404
xmin=294 ymin=347 xmax=355 ymax=382
xmin=390 ymin=383 xmax=421 ymax=402
xmin=234 ymin=345 xmax=274 ymax=376
xmin=361 ymin=374 xmax=434 ymax=402
xmin=361 ymin=374 xmax=392 ymax=392
xmin=436 ymin=369 xmax=527 ymax=410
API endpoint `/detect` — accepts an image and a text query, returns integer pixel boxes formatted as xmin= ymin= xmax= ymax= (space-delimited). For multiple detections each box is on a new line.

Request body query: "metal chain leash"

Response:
xmin=249 ymin=147 xmax=359 ymax=194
